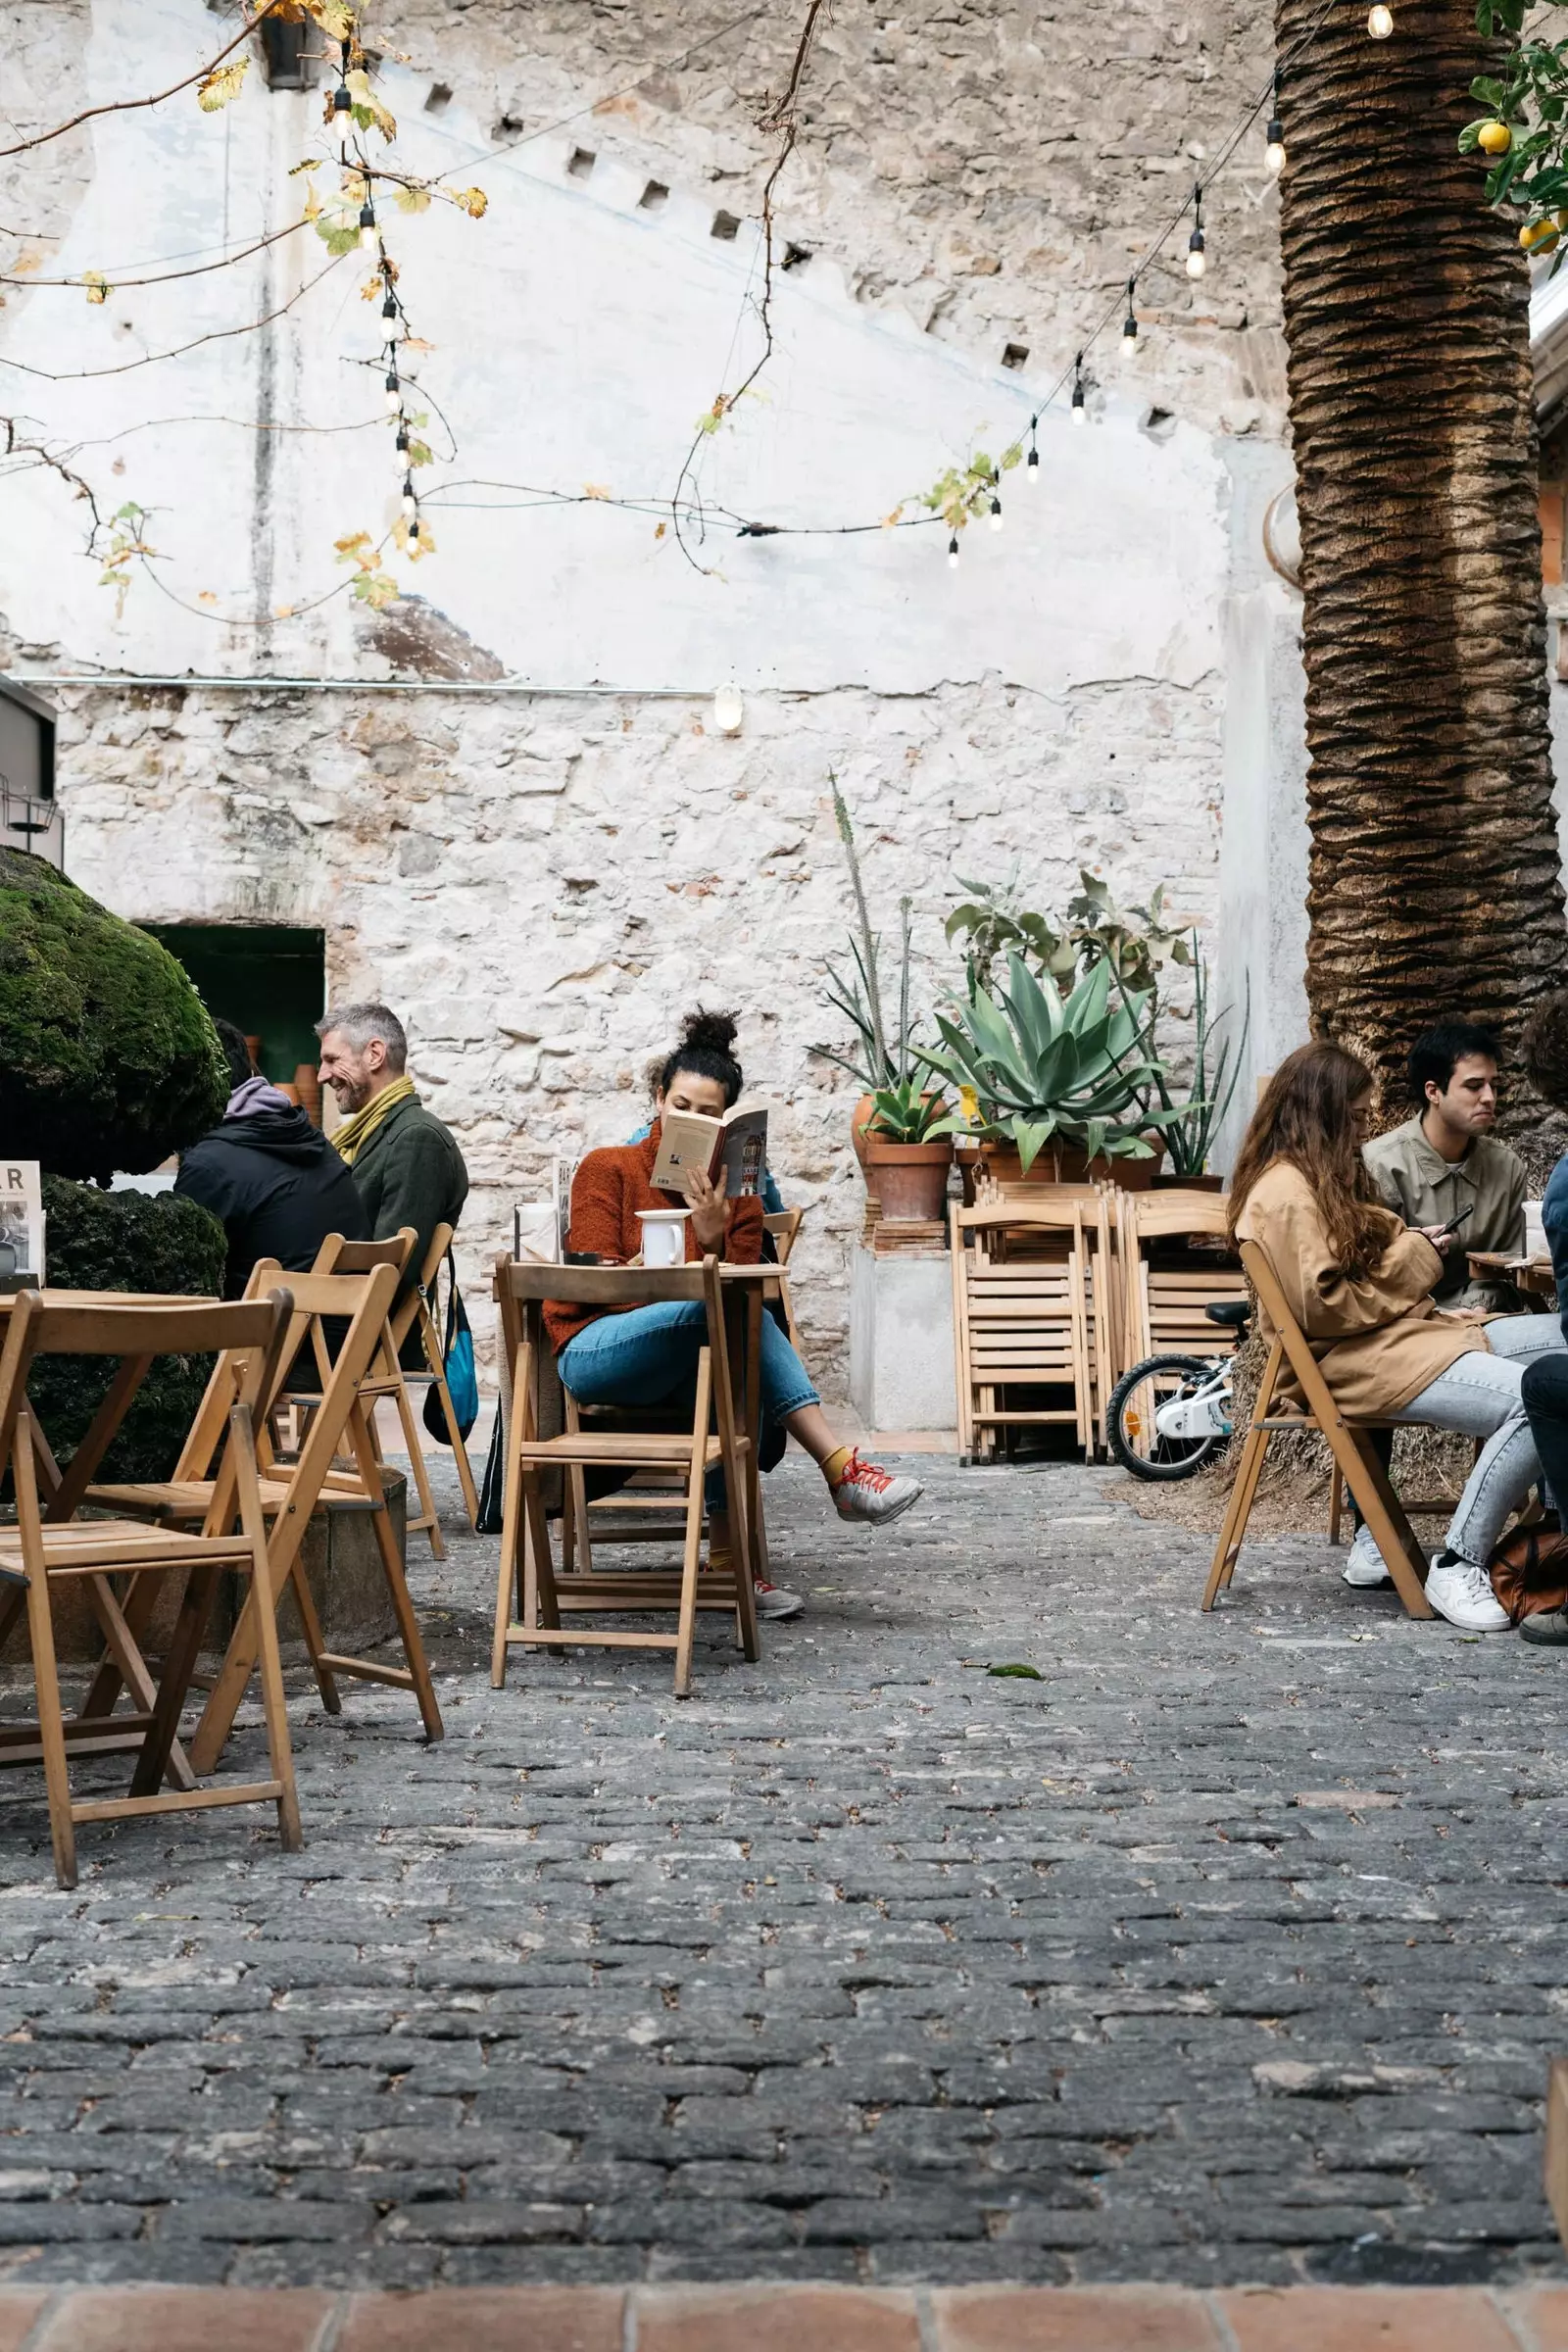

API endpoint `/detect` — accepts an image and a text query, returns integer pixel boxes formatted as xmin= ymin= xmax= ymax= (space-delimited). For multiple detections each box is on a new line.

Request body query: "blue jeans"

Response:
xmin=558 ymin=1301 xmax=819 ymax=1506
xmin=1389 ymin=1313 xmax=1565 ymax=1565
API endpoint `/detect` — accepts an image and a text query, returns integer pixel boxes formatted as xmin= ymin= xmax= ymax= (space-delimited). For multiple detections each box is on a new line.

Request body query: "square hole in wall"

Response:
xmin=567 ymin=146 xmax=597 ymax=179
xmin=710 ymin=209 xmax=741 ymax=240
xmin=424 ymin=81 xmax=452 ymax=112
xmin=1002 ymin=341 xmax=1029 ymax=369
xmin=782 ymin=242 xmax=812 ymax=270
xmin=640 ymin=179 xmax=669 ymax=210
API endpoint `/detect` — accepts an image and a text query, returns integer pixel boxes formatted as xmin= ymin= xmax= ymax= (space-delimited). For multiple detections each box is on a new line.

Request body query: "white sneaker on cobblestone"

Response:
xmin=832 ymin=1450 xmax=923 ymax=1526
xmin=1342 ymin=1524 xmax=1394 ymax=1589
xmin=754 ymin=1578 xmax=804 ymax=1620
xmin=1425 ymin=1551 xmax=1510 ymax=1632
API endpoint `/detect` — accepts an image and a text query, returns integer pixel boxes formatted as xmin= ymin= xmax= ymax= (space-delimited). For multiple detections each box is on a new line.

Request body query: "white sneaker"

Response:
xmin=832 ymin=1450 xmax=923 ymax=1526
xmin=754 ymin=1578 xmax=804 ymax=1620
xmin=1343 ymin=1523 xmax=1394 ymax=1589
xmin=1425 ymin=1552 xmax=1511 ymax=1632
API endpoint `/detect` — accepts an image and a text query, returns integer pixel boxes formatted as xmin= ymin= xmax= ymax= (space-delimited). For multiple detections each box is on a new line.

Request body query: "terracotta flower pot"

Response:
xmin=863 ymin=1136 xmax=955 ymax=1222
xmin=980 ymin=1139 xmax=1165 ymax=1191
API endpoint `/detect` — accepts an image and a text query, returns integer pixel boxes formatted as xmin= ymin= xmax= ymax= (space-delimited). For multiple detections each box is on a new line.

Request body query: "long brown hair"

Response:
xmin=1227 ymin=1041 xmax=1398 ymax=1275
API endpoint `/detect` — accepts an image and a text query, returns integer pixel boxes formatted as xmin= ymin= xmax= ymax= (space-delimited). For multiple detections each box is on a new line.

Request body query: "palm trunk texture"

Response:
xmin=1278 ymin=0 xmax=1568 ymax=1155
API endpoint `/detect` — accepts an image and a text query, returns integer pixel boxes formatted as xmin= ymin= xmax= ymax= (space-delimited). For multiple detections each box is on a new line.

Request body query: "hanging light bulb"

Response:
xmin=1265 ymin=74 xmax=1286 ymax=174
xmin=333 ymin=80 xmax=353 ymax=114
xmin=1122 ymin=277 xmax=1138 ymax=340
xmin=1186 ymin=187 xmax=1206 ymax=280
xmin=381 ymin=289 xmax=400 ymax=328
xmin=1367 ymin=3 xmax=1393 ymax=34
xmin=359 ymin=201 xmax=378 ymax=251
xmin=384 ymin=368 xmax=402 ymax=413
xmin=401 ymin=473 xmax=416 ymax=518
xmin=408 ymin=515 xmax=420 ymax=547
xmin=1070 ymin=351 xmax=1086 ymax=423
xmin=989 ymin=493 xmax=1003 ymax=533
xmin=1026 ymin=419 xmax=1040 ymax=483
xmin=394 ymin=424 xmax=411 ymax=465
xmin=947 ymin=532 xmax=960 ymax=568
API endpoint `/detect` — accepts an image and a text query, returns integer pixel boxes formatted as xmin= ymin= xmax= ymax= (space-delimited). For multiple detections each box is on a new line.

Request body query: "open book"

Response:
xmin=0 ymin=1159 xmax=43 ymax=1292
xmin=650 ymin=1101 xmax=769 ymax=1198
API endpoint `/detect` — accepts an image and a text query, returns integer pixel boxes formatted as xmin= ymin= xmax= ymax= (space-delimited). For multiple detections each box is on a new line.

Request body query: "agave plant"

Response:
xmin=811 ymin=778 xmax=923 ymax=1091
xmin=864 ymin=1072 xmax=951 ymax=1144
xmin=1140 ymin=944 xmax=1250 ymax=1179
xmin=919 ymin=952 xmax=1183 ymax=1173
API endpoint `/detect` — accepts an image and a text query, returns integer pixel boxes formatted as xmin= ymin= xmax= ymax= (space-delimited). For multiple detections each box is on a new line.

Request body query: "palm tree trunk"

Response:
xmin=1278 ymin=0 xmax=1568 ymax=1157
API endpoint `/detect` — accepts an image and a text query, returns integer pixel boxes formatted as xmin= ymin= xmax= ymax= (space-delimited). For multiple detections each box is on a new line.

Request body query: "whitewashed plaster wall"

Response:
xmin=0 ymin=0 xmax=1267 ymax=1392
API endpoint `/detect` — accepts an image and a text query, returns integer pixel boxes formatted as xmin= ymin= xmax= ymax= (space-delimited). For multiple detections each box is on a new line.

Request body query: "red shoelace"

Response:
xmin=838 ymin=1449 xmax=892 ymax=1493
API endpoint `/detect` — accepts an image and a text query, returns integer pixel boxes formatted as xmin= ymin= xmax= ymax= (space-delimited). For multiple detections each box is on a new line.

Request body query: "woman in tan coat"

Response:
xmin=1228 ymin=1042 xmax=1562 ymax=1631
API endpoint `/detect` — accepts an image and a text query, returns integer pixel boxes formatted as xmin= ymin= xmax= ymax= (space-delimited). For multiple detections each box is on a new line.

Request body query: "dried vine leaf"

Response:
xmin=197 ymin=58 xmax=248 ymax=111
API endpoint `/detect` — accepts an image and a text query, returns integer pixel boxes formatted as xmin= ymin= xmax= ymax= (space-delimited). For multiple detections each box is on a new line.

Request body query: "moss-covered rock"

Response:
xmin=29 ymin=1178 xmax=226 ymax=1483
xmin=0 ymin=847 xmax=226 ymax=1180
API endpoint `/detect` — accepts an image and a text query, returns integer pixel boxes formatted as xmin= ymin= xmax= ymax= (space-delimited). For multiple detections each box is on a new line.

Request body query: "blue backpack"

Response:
xmin=422 ymin=1247 xmax=479 ymax=1443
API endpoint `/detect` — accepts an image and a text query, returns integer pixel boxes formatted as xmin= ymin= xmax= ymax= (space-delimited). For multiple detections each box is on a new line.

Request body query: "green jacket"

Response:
xmin=348 ymin=1090 xmax=469 ymax=1319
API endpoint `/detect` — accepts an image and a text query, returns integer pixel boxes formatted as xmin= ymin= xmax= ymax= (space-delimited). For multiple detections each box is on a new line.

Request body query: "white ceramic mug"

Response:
xmin=638 ymin=1208 xmax=691 ymax=1268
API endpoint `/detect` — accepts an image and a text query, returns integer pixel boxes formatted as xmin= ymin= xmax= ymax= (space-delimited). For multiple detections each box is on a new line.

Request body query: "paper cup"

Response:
xmin=638 ymin=1209 xmax=691 ymax=1268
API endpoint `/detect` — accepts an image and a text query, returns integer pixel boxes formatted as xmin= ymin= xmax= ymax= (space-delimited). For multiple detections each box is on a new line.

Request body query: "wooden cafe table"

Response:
xmin=1467 ymin=1251 xmax=1558 ymax=1301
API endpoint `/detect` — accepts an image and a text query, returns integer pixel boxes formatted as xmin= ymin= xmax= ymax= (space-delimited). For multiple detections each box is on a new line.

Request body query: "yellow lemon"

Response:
xmin=1478 ymin=119 xmax=1512 ymax=154
xmin=1522 ymin=218 xmax=1561 ymax=251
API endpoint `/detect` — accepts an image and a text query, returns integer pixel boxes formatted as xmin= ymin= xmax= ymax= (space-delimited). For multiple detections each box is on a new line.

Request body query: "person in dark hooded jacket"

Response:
xmin=175 ymin=1020 xmax=368 ymax=1296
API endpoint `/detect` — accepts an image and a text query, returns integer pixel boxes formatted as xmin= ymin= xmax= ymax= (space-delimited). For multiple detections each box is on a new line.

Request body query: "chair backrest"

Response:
xmin=494 ymin=1254 xmax=733 ymax=1445
xmin=0 ymin=1291 xmax=293 ymax=1522
xmin=1118 ymin=1190 xmax=1230 ymax=1243
xmin=315 ymin=1226 xmax=416 ymax=1277
xmin=1237 ymin=1238 xmax=1339 ymax=1424
xmin=955 ymin=1200 xmax=1093 ymax=1241
xmin=388 ymin=1220 xmax=456 ymax=1354
xmin=762 ymin=1208 xmax=804 ymax=1265
xmin=172 ymin=1261 xmax=402 ymax=1481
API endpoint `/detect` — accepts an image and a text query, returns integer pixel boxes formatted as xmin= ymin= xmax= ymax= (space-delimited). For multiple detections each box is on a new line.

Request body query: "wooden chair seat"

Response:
xmin=0 ymin=1520 xmax=258 ymax=1573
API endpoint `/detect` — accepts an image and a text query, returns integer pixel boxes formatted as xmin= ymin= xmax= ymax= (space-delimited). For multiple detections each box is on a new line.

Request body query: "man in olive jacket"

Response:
xmin=316 ymin=1002 xmax=468 ymax=1340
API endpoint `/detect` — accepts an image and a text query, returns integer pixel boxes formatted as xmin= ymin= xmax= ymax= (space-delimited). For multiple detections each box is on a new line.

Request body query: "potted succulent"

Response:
xmin=918 ymin=952 xmax=1185 ymax=1186
xmin=1145 ymin=951 xmax=1249 ymax=1190
xmin=860 ymin=1073 xmax=955 ymax=1221
xmin=811 ymin=780 xmax=938 ymax=1208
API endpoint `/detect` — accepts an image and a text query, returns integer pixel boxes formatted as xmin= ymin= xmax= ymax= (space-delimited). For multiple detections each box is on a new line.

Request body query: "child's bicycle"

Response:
xmin=1105 ymin=1298 xmax=1250 ymax=1480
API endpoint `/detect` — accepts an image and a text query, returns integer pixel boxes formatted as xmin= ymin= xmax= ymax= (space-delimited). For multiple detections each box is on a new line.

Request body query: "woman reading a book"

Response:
xmin=548 ymin=1009 xmax=922 ymax=1620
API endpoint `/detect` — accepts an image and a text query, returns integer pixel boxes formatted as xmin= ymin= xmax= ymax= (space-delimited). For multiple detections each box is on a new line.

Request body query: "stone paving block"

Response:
xmin=1216 ymin=2285 xmax=1521 ymax=2350
xmin=339 ymin=2285 xmax=624 ymax=2350
xmin=635 ymin=2284 xmax=921 ymax=2351
xmin=0 ymin=2294 xmax=46 ymax=2352
xmin=32 ymin=2286 xmax=333 ymax=2349
xmin=930 ymin=2286 xmax=1224 ymax=2350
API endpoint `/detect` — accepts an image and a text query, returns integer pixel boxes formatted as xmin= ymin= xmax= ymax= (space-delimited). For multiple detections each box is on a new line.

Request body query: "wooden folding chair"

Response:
xmin=303 ymin=1228 xmax=451 ymax=1558
xmin=951 ymin=1200 xmax=1105 ymax=1462
xmin=1203 ymin=1237 xmax=1436 ymax=1619
xmin=762 ymin=1206 xmax=806 ymax=1352
xmin=387 ymin=1221 xmax=480 ymax=1532
xmin=1109 ymin=1190 xmax=1246 ymax=1471
xmin=85 ymin=1260 xmax=444 ymax=1761
xmin=491 ymin=1257 xmax=760 ymax=1697
xmin=0 ymin=1290 xmax=301 ymax=1887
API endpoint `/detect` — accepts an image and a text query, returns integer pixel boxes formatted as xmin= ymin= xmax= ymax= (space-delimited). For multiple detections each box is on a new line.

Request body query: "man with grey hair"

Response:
xmin=316 ymin=1001 xmax=467 ymax=1322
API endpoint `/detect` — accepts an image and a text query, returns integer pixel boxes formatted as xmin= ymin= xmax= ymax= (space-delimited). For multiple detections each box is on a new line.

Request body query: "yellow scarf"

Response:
xmin=333 ymin=1074 xmax=416 ymax=1166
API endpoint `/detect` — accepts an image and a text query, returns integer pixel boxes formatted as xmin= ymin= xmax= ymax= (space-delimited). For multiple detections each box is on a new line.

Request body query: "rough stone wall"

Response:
xmin=397 ymin=0 xmax=1288 ymax=435
xmin=56 ymin=666 xmax=1224 ymax=1390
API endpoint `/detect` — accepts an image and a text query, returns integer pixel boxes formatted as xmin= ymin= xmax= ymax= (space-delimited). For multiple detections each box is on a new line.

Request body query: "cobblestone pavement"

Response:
xmin=2 ymin=1449 xmax=1566 ymax=2293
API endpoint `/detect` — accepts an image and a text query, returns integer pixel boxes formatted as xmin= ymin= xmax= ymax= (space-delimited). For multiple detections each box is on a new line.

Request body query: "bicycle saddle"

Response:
xmin=1204 ymin=1298 xmax=1251 ymax=1329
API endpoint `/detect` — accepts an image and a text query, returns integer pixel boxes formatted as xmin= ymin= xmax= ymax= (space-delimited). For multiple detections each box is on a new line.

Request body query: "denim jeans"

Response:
xmin=558 ymin=1301 xmax=819 ymax=1507
xmin=1388 ymin=1313 xmax=1566 ymax=1565
xmin=1522 ymin=1349 xmax=1568 ymax=1521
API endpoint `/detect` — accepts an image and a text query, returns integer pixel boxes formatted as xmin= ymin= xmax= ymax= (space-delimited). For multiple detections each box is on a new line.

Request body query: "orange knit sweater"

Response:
xmin=544 ymin=1127 xmax=764 ymax=1352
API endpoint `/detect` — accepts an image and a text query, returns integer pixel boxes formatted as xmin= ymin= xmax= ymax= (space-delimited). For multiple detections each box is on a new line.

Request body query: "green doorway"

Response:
xmin=141 ymin=924 xmax=326 ymax=1094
